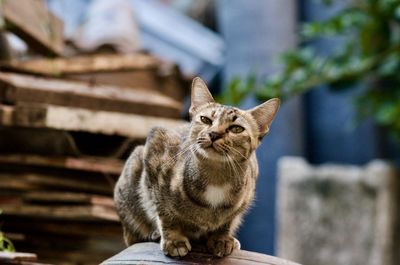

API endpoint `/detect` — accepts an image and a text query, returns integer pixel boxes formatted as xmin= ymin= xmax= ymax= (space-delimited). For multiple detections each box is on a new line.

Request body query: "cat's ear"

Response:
xmin=248 ymin=98 xmax=280 ymax=138
xmin=190 ymin=77 xmax=214 ymax=116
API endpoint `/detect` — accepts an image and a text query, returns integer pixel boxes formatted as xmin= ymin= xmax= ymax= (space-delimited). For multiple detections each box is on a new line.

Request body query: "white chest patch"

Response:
xmin=203 ymin=184 xmax=230 ymax=207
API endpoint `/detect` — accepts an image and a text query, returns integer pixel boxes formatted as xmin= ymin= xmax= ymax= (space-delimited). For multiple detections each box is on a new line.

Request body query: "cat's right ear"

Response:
xmin=189 ymin=77 xmax=214 ymax=117
xmin=248 ymin=98 xmax=280 ymax=138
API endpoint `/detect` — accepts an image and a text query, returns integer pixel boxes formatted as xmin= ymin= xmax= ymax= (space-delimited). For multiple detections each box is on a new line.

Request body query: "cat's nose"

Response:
xmin=209 ymin=131 xmax=223 ymax=142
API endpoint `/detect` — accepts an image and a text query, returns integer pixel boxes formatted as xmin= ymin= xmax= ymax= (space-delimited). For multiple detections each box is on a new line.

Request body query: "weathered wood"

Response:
xmin=3 ymin=219 xmax=122 ymax=238
xmin=0 ymin=252 xmax=49 ymax=265
xmin=2 ymin=54 xmax=160 ymax=74
xmin=0 ymin=252 xmax=37 ymax=262
xmin=0 ymin=0 xmax=64 ymax=56
xmin=0 ymin=54 xmax=189 ymax=101
xmin=0 ymin=173 xmax=113 ymax=195
xmin=0 ymin=32 xmax=12 ymax=60
xmin=0 ymin=72 xmax=182 ymax=118
xmin=0 ymin=261 xmax=50 ymax=265
xmin=0 ymin=104 xmax=13 ymax=125
xmin=0 ymin=204 xmax=118 ymax=221
xmin=0 ymin=174 xmax=35 ymax=191
xmin=0 ymin=104 xmax=187 ymax=139
xmin=3 ymin=232 xmax=25 ymax=242
xmin=10 ymin=234 xmax=123 ymax=264
xmin=18 ymin=247 xmax=118 ymax=265
xmin=72 ymin=68 xmax=188 ymax=102
xmin=0 ymin=126 xmax=82 ymax=157
xmin=102 ymin=242 xmax=301 ymax=265
xmin=0 ymin=154 xmax=123 ymax=175
xmin=23 ymin=191 xmax=114 ymax=207
xmin=0 ymin=126 xmax=141 ymax=158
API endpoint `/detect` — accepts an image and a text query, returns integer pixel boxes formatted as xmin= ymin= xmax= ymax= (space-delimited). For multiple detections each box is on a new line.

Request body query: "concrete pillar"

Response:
xmin=277 ymin=157 xmax=398 ymax=265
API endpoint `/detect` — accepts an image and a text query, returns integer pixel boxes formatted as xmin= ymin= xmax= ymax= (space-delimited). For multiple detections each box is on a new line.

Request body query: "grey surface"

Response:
xmin=277 ymin=157 xmax=397 ymax=265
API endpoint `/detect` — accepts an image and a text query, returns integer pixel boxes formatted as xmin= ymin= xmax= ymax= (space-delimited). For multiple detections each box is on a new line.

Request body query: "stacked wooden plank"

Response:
xmin=0 ymin=0 xmax=64 ymax=56
xmin=0 ymin=154 xmax=124 ymax=265
xmin=0 ymin=251 xmax=50 ymax=265
xmin=1 ymin=53 xmax=188 ymax=101
xmin=0 ymin=53 xmax=188 ymax=265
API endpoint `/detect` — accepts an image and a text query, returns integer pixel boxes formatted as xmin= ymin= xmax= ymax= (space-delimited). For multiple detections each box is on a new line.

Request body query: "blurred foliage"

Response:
xmin=0 ymin=232 xmax=15 ymax=252
xmin=217 ymin=74 xmax=257 ymax=105
xmin=223 ymin=0 xmax=400 ymax=141
xmin=0 ymin=210 xmax=15 ymax=252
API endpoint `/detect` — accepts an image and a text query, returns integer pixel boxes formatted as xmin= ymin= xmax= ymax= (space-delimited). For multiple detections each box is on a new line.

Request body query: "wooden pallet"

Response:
xmin=0 ymin=72 xmax=182 ymax=118
xmin=0 ymin=154 xmax=123 ymax=175
xmin=0 ymin=53 xmax=189 ymax=101
xmin=0 ymin=103 xmax=186 ymax=139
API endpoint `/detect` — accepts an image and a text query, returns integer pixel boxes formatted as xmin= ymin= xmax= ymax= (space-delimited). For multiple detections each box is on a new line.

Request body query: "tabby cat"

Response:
xmin=114 ymin=77 xmax=280 ymax=257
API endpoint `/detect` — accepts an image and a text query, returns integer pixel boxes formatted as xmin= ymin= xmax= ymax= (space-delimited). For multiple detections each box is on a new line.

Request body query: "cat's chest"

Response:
xmin=202 ymin=184 xmax=231 ymax=208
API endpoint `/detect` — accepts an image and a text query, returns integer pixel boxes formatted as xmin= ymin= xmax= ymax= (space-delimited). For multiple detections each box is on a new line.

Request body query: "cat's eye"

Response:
xmin=228 ymin=125 xmax=245 ymax=133
xmin=200 ymin=116 xmax=212 ymax=125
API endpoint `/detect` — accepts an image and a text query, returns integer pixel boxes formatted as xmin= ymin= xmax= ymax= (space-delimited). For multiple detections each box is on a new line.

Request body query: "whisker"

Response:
xmin=226 ymin=151 xmax=245 ymax=174
xmin=224 ymin=144 xmax=248 ymax=161
xmin=164 ymin=143 xmax=193 ymax=166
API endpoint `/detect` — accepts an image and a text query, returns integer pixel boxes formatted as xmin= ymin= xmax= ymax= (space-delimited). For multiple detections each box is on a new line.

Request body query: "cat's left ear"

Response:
xmin=248 ymin=98 xmax=280 ymax=138
xmin=189 ymin=77 xmax=215 ymax=117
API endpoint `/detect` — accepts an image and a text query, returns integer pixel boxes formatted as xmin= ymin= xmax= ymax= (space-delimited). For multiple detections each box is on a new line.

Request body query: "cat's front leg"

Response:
xmin=207 ymin=234 xmax=236 ymax=257
xmin=158 ymin=220 xmax=192 ymax=257
xmin=207 ymin=223 xmax=240 ymax=257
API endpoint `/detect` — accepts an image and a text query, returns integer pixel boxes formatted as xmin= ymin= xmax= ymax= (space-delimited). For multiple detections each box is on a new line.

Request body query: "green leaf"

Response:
xmin=0 ymin=232 xmax=15 ymax=252
xmin=395 ymin=5 xmax=400 ymax=19
xmin=378 ymin=53 xmax=400 ymax=76
xmin=374 ymin=103 xmax=398 ymax=125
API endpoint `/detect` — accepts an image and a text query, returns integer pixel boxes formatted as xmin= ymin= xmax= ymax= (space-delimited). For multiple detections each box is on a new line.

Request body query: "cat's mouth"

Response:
xmin=203 ymin=142 xmax=225 ymax=155
xmin=197 ymin=139 xmax=225 ymax=155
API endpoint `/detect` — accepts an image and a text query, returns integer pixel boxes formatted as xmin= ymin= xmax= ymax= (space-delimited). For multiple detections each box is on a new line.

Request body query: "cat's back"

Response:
xmin=143 ymin=125 xmax=188 ymax=172
xmin=114 ymin=125 xmax=187 ymax=224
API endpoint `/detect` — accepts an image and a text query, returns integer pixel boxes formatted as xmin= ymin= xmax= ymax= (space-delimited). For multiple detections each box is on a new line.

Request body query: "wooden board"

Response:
xmin=0 ymin=104 xmax=187 ymax=139
xmin=0 ymin=54 xmax=189 ymax=101
xmin=0 ymin=204 xmax=119 ymax=221
xmin=0 ymin=0 xmax=64 ymax=56
xmin=0 ymin=252 xmax=37 ymax=262
xmin=1 ymin=53 xmax=160 ymax=75
xmin=0 ymin=104 xmax=13 ymax=124
xmin=0 ymin=126 xmax=142 ymax=158
xmin=0 ymin=252 xmax=49 ymax=265
xmin=72 ymin=68 xmax=188 ymax=101
xmin=0 ymin=72 xmax=182 ymax=118
xmin=102 ymin=242 xmax=302 ymax=265
xmin=3 ymin=219 xmax=122 ymax=237
xmin=0 ymin=154 xmax=123 ymax=175
xmin=9 ymin=234 xmax=123 ymax=264
xmin=0 ymin=175 xmax=36 ymax=191
xmin=0 ymin=173 xmax=113 ymax=195
xmin=23 ymin=191 xmax=114 ymax=207
xmin=16 ymin=247 xmax=119 ymax=265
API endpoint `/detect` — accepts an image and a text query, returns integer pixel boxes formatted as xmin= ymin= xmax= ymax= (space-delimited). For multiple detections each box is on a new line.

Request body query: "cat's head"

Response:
xmin=188 ymin=77 xmax=280 ymax=162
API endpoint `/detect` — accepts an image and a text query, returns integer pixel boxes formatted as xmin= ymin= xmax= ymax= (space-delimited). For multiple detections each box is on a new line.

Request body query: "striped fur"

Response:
xmin=114 ymin=77 xmax=280 ymax=257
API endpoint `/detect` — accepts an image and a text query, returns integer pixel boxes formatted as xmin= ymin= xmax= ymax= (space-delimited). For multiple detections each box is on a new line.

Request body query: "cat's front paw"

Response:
xmin=161 ymin=236 xmax=192 ymax=257
xmin=207 ymin=235 xmax=235 ymax=257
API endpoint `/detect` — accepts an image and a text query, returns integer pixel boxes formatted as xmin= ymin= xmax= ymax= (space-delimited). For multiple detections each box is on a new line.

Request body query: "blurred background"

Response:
xmin=0 ymin=0 xmax=399 ymax=264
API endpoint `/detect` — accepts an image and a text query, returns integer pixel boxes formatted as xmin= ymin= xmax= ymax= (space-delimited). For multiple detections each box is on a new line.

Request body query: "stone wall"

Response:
xmin=277 ymin=157 xmax=398 ymax=265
